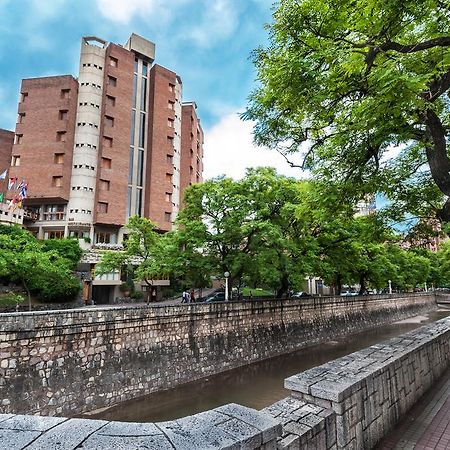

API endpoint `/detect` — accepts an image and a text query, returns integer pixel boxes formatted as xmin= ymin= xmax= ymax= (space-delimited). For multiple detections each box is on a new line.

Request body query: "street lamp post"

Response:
xmin=388 ymin=280 xmax=392 ymax=295
xmin=224 ymin=271 xmax=230 ymax=301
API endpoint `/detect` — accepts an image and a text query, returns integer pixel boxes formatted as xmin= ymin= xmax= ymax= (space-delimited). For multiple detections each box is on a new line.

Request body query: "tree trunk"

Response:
xmin=23 ymin=280 xmax=31 ymax=312
xmin=424 ymin=108 xmax=450 ymax=221
xmin=336 ymin=273 xmax=342 ymax=295
xmin=358 ymin=273 xmax=366 ymax=295
xmin=276 ymin=273 xmax=289 ymax=299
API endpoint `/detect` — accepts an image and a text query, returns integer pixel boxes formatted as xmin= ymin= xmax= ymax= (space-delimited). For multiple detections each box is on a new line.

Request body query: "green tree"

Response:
xmin=0 ymin=225 xmax=81 ymax=308
xmin=41 ymin=238 xmax=83 ymax=270
xmin=245 ymin=0 xmax=450 ymax=221
xmin=96 ymin=216 xmax=174 ymax=300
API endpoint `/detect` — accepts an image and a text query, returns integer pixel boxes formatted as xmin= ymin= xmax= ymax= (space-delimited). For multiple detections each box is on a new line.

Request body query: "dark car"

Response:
xmin=291 ymin=292 xmax=311 ymax=298
xmin=203 ymin=292 xmax=226 ymax=302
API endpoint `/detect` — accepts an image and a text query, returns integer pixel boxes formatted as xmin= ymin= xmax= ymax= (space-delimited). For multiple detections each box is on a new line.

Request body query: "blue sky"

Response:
xmin=0 ymin=0 xmax=304 ymax=179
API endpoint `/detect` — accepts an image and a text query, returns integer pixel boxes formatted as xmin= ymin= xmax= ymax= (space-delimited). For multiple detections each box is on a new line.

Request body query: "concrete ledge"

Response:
xmin=0 ymin=404 xmax=281 ymax=450
xmin=285 ymin=317 xmax=450 ymax=448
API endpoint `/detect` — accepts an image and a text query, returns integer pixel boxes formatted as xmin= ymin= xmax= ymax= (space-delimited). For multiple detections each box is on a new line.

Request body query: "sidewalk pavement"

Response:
xmin=378 ymin=365 xmax=450 ymax=450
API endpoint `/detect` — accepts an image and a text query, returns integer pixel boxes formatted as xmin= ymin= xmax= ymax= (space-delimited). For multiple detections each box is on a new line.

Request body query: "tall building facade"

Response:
xmin=5 ymin=34 xmax=204 ymax=244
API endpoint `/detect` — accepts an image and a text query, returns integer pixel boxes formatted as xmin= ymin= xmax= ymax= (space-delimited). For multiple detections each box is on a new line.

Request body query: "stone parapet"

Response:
xmin=285 ymin=316 xmax=450 ymax=449
xmin=0 ymin=294 xmax=436 ymax=417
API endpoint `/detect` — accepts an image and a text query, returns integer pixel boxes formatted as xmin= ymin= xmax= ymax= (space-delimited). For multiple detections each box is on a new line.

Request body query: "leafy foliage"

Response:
xmin=245 ymin=0 xmax=450 ymax=222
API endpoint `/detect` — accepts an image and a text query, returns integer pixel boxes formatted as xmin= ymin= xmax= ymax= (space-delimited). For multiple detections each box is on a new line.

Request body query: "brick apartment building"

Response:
xmin=0 ymin=34 xmax=204 ymax=303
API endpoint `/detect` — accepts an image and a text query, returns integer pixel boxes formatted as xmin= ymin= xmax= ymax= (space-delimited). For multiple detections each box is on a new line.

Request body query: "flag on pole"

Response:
xmin=0 ymin=169 xmax=7 ymax=180
xmin=7 ymin=177 xmax=17 ymax=190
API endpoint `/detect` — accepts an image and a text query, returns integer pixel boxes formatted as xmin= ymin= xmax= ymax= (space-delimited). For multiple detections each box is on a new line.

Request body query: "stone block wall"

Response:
xmin=0 ymin=294 xmax=436 ymax=417
xmin=285 ymin=316 xmax=450 ymax=449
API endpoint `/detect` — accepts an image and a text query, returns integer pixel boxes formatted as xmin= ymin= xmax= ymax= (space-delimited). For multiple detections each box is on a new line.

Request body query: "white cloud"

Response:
xmin=188 ymin=0 xmax=238 ymax=47
xmin=95 ymin=0 xmax=160 ymax=24
xmin=203 ymin=112 xmax=306 ymax=180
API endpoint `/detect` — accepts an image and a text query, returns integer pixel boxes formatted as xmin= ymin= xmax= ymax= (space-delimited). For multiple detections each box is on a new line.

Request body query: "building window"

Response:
xmin=168 ymin=100 xmax=175 ymax=110
xmin=96 ymin=232 xmax=111 ymax=244
xmin=168 ymin=83 xmax=175 ymax=92
xmin=105 ymin=115 xmax=114 ymax=127
xmin=54 ymin=153 xmax=64 ymax=164
xmin=99 ymin=179 xmax=110 ymax=191
xmin=43 ymin=204 xmax=65 ymax=221
xmin=165 ymin=173 xmax=172 ymax=183
xmin=60 ymin=89 xmax=70 ymax=99
xmin=101 ymin=157 xmax=112 ymax=169
xmin=136 ymin=189 xmax=142 ymax=215
xmin=106 ymin=95 xmax=116 ymax=107
xmin=97 ymin=202 xmax=108 ymax=214
xmin=52 ymin=176 xmax=63 ymax=187
xmin=167 ymin=136 xmax=174 ymax=148
xmin=142 ymin=61 xmax=148 ymax=77
xmin=47 ymin=230 xmax=65 ymax=239
xmin=103 ymin=136 xmax=113 ymax=148
xmin=56 ymin=131 xmax=66 ymax=142
xmin=17 ymin=113 xmax=25 ymax=124
xmin=107 ymin=76 xmax=117 ymax=87
xmin=165 ymin=192 xmax=172 ymax=202
xmin=20 ymin=92 xmax=28 ymax=102
xmin=14 ymin=134 xmax=23 ymax=144
xmin=59 ymin=110 xmax=68 ymax=120
xmin=109 ymin=56 xmax=118 ymax=67
xmin=128 ymin=147 xmax=134 ymax=184
xmin=164 ymin=212 xmax=171 ymax=222
xmin=166 ymin=154 xmax=173 ymax=164
xmin=11 ymin=155 xmax=20 ymax=167
xmin=137 ymin=149 xmax=144 ymax=187
xmin=168 ymin=119 xmax=174 ymax=128
xmin=139 ymin=112 xmax=145 ymax=147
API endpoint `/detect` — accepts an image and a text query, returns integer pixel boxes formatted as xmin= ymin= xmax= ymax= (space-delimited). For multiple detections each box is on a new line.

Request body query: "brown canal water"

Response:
xmin=87 ymin=309 xmax=450 ymax=423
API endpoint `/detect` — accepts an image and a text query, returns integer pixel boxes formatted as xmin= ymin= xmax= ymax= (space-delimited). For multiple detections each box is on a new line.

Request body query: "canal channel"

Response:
xmin=87 ymin=308 xmax=450 ymax=423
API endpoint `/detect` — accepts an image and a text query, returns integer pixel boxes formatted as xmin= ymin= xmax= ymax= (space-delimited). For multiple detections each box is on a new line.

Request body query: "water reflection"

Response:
xmin=87 ymin=309 xmax=450 ymax=423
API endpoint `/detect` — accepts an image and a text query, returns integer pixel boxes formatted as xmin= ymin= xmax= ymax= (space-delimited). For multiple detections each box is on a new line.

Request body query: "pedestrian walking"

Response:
xmin=190 ymin=289 xmax=196 ymax=303
xmin=182 ymin=289 xmax=189 ymax=303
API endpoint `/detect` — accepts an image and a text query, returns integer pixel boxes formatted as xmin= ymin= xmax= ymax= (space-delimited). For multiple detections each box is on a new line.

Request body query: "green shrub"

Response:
xmin=0 ymin=293 xmax=25 ymax=306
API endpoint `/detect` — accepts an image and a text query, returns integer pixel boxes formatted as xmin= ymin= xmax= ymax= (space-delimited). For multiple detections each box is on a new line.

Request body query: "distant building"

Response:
xmin=403 ymin=218 xmax=445 ymax=253
xmin=355 ymin=195 xmax=376 ymax=217
xmin=0 ymin=34 xmax=204 ymax=303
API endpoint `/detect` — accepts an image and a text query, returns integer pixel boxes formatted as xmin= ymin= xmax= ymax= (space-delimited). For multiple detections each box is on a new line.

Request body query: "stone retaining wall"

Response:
xmin=0 ymin=294 xmax=435 ymax=417
xmin=3 ymin=312 xmax=450 ymax=449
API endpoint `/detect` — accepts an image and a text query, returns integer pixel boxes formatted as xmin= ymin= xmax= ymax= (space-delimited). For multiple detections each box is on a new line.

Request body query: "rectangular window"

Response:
xmin=167 ymin=136 xmax=174 ymax=148
xmin=168 ymin=100 xmax=175 ymax=110
xmin=134 ymin=58 xmax=138 ymax=73
xmin=54 ymin=153 xmax=64 ymax=164
xmin=20 ymin=92 xmax=28 ymax=102
xmin=109 ymin=56 xmax=118 ymax=67
xmin=101 ymin=157 xmax=112 ymax=169
xmin=100 ymin=179 xmax=110 ymax=191
xmin=96 ymin=232 xmax=111 ymax=244
xmin=130 ymin=110 xmax=136 ymax=145
xmin=166 ymin=154 xmax=173 ymax=164
xmin=60 ymin=89 xmax=70 ymax=99
xmin=139 ymin=112 xmax=145 ymax=147
xmin=142 ymin=61 xmax=148 ymax=77
xmin=165 ymin=192 xmax=172 ymax=202
xmin=137 ymin=149 xmax=144 ymax=187
xmin=52 ymin=176 xmax=63 ymax=187
xmin=164 ymin=212 xmax=171 ymax=222
xmin=168 ymin=119 xmax=174 ymax=128
xmin=47 ymin=230 xmax=65 ymax=239
xmin=140 ymin=78 xmax=147 ymax=111
xmin=106 ymin=95 xmax=116 ymax=107
xmin=11 ymin=155 xmax=20 ymax=167
xmin=97 ymin=202 xmax=108 ymax=213
xmin=56 ymin=131 xmax=66 ymax=142
xmin=43 ymin=204 xmax=65 ymax=221
xmin=128 ymin=147 xmax=134 ymax=184
xmin=127 ymin=186 xmax=132 ymax=217
xmin=132 ymin=74 xmax=137 ymax=108
xmin=14 ymin=134 xmax=23 ymax=144
xmin=168 ymin=83 xmax=175 ymax=92
xmin=17 ymin=113 xmax=25 ymax=123
xmin=107 ymin=76 xmax=117 ymax=87
xmin=165 ymin=173 xmax=172 ymax=183
xmin=103 ymin=136 xmax=113 ymax=148
xmin=135 ymin=189 xmax=142 ymax=216
xmin=59 ymin=110 xmax=68 ymax=120
xmin=105 ymin=115 xmax=114 ymax=127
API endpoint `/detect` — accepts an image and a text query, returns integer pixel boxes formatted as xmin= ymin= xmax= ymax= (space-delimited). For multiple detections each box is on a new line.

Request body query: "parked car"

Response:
xmin=203 ymin=292 xmax=226 ymax=303
xmin=291 ymin=292 xmax=311 ymax=298
xmin=340 ymin=291 xmax=358 ymax=296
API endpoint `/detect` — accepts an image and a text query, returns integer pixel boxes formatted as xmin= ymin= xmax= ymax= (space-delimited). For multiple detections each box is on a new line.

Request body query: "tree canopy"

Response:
xmin=245 ymin=0 xmax=450 ymax=222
